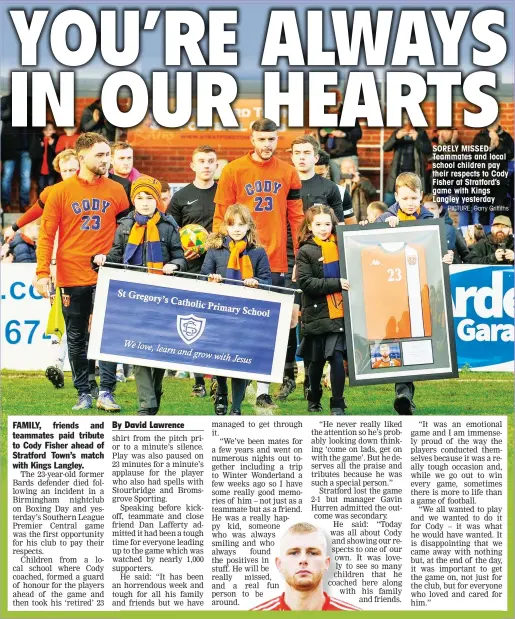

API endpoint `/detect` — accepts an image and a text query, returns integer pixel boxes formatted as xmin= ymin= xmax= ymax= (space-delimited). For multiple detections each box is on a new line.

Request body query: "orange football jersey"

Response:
xmin=213 ymin=152 xmax=303 ymax=273
xmin=36 ymin=174 xmax=129 ymax=287
xmin=372 ymin=358 xmax=401 ymax=368
xmin=362 ymin=243 xmax=431 ymax=340
xmin=252 ymin=592 xmax=360 ymax=611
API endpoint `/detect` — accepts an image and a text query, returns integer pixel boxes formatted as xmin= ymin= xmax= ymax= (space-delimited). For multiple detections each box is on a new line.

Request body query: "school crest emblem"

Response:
xmin=177 ymin=314 xmax=206 ymax=345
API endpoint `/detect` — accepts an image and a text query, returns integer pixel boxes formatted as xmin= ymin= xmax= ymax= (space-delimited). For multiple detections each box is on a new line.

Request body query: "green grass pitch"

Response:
xmin=2 ymin=370 xmax=511 ymax=418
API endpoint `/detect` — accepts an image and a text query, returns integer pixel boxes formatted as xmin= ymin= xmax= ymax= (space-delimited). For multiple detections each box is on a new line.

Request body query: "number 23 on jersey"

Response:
xmin=387 ymin=268 xmax=402 ymax=282
xmin=254 ymin=196 xmax=274 ymax=212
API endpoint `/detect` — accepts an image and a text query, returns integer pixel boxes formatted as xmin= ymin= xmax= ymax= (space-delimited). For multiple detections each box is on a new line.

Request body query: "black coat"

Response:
xmin=454 ymin=228 xmax=471 ymax=264
xmin=105 ymin=212 xmax=187 ymax=271
xmin=9 ymin=234 xmax=36 ymax=263
xmin=296 ymin=239 xmax=345 ymax=336
xmin=79 ymin=100 xmax=116 ymax=142
xmin=31 ymin=132 xmax=58 ymax=178
xmin=467 ymin=234 xmax=514 ymax=265
xmin=109 ymin=173 xmax=132 ymax=212
xmin=200 ymin=234 xmax=272 ymax=284
xmin=319 ymin=116 xmax=362 ymax=159
xmin=383 ymin=129 xmax=432 ymax=193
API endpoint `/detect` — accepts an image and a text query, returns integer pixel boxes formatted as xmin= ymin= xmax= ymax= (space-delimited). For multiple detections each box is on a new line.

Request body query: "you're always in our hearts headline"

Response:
xmin=7 ymin=8 xmax=508 ymax=129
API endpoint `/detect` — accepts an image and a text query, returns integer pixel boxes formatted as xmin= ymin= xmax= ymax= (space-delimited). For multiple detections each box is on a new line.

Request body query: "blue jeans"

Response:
xmin=1 ymin=151 xmax=32 ymax=207
xmin=38 ymin=173 xmax=56 ymax=192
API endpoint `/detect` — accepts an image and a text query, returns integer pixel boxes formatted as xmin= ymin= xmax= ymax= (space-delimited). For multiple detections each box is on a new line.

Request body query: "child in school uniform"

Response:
xmin=296 ymin=205 xmax=350 ymax=416
xmin=93 ymin=175 xmax=187 ymax=415
xmin=201 ymin=204 xmax=272 ymax=416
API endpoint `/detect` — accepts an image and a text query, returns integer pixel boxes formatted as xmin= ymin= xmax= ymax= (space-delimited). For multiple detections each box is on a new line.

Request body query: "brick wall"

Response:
xmin=73 ymin=97 xmax=515 ymax=184
xmin=4 ymin=97 xmax=514 ymax=210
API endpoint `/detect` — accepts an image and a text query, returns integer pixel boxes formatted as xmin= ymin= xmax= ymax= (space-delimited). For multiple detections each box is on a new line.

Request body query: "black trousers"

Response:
xmin=395 ymin=382 xmax=415 ymax=400
xmin=309 ymin=350 xmax=345 ymax=401
xmin=270 ymin=273 xmax=299 ymax=379
xmin=60 ymin=285 xmax=117 ymax=395
xmin=216 ymin=377 xmax=247 ymax=410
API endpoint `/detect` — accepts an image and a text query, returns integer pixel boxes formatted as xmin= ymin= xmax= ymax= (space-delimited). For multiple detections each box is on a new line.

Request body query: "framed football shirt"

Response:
xmin=337 ymin=220 xmax=458 ymax=386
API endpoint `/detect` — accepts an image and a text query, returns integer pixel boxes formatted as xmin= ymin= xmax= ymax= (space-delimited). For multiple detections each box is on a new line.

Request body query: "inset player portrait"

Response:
xmin=370 ymin=342 xmax=402 ymax=369
xmin=251 ymin=522 xmax=360 ymax=612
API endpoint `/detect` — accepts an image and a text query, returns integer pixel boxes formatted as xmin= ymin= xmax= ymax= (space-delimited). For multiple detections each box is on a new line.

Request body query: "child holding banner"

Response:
xmin=93 ymin=175 xmax=187 ymax=415
xmin=296 ymin=205 xmax=350 ymax=416
xmin=201 ymin=204 xmax=272 ymax=415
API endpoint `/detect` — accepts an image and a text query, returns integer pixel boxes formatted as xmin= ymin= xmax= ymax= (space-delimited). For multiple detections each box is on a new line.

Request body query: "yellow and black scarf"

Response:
xmin=124 ymin=211 xmax=163 ymax=274
xmin=313 ymin=235 xmax=344 ymax=319
xmin=397 ymin=208 xmax=421 ymax=221
xmin=226 ymin=237 xmax=253 ymax=283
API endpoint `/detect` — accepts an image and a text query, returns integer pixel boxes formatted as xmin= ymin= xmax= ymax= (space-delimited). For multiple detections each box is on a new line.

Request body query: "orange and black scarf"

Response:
xmin=124 ymin=211 xmax=163 ymax=274
xmin=226 ymin=237 xmax=253 ymax=284
xmin=397 ymin=208 xmax=421 ymax=221
xmin=313 ymin=235 xmax=344 ymax=319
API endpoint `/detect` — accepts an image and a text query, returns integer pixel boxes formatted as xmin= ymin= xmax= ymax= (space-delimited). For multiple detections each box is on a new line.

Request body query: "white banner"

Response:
xmin=0 ymin=264 xmax=69 ymax=370
xmin=89 ymin=267 xmax=293 ymax=383
xmin=2 ymin=264 xmax=513 ymax=373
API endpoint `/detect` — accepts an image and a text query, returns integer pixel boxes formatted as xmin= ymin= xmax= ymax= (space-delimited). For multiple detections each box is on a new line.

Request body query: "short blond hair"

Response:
xmin=280 ymin=522 xmax=328 ymax=554
xmin=395 ymin=172 xmax=422 ymax=193
xmin=287 ymin=522 xmax=319 ymax=535
xmin=52 ymin=149 xmax=78 ymax=174
xmin=367 ymin=201 xmax=388 ymax=215
xmin=110 ymin=141 xmax=133 ymax=154
xmin=192 ymin=145 xmax=216 ymax=159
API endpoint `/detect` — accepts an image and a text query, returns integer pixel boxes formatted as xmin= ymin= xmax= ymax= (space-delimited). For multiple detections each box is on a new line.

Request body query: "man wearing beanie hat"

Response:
xmin=94 ymin=175 xmax=186 ymax=415
xmin=468 ymin=215 xmax=514 ymax=264
xmin=35 ymin=132 xmax=130 ymax=412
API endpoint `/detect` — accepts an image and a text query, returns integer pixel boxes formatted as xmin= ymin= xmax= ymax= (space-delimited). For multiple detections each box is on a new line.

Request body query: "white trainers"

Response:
xmin=97 ymin=391 xmax=121 ymax=412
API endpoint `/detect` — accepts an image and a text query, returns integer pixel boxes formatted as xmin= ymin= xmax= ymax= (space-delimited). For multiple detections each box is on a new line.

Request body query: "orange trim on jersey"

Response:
xmin=251 ymin=592 xmax=360 ymax=611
